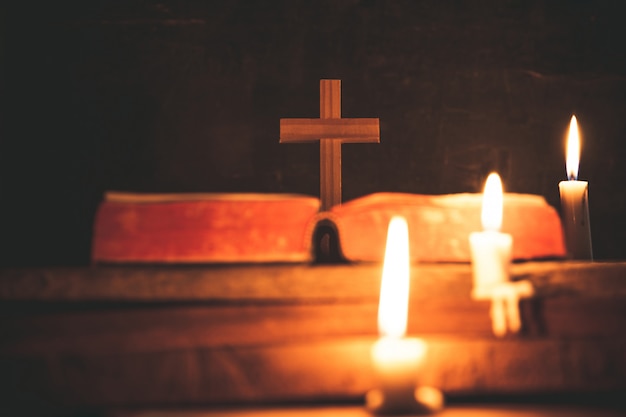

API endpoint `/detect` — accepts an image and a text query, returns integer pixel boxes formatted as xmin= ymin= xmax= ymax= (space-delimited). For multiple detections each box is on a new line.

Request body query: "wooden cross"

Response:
xmin=280 ymin=80 xmax=380 ymax=211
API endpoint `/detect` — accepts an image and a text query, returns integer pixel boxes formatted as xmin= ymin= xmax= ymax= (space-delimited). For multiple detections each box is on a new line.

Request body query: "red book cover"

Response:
xmin=318 ymin=192 xmax=566 ymax=263
xmin=92 ymin=192 xmax=321 ymax=263
xmin=92 ymin=192 xmax=565 ymax=264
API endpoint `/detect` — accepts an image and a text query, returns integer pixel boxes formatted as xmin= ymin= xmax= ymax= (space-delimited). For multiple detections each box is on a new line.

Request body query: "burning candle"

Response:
xmin=558 ymin=115 xmax=593 ymax=260
xmin=469 ymin=173 xmax=513 ymax=300
xmin=367 ymin=216 xmax=443 ymax=415
xmin=469 ymin=173 xmax=536 ymax=337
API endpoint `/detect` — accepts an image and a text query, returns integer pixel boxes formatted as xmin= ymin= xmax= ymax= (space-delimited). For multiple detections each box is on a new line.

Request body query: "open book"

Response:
xmin=91 ymin=192 xmax=566 ymax=264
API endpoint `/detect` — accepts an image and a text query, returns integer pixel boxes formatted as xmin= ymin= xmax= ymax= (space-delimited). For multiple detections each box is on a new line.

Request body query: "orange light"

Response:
xmin=377 ymin=216 xmax=410 ymax=338
xmin=566 ymin=115 xmax=580 ymax=180
xmin=481 ymin=173 xmax=503 ymax=232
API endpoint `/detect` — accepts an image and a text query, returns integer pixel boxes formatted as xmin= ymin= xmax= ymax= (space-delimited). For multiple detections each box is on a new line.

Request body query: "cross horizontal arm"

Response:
xmin=280 ymin=118 xmax=380 ymax=143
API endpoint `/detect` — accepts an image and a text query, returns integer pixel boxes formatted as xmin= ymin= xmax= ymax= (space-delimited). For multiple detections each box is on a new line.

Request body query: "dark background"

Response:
xmin=2 ymin=0 xmax=625 ymax=266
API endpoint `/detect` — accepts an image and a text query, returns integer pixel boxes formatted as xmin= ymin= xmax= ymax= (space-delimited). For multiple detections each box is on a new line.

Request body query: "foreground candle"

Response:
xmin=558 ymin=115 xmax=592 ymax=260
xmin=469 ymin=173 xmax=513 ymax=300
xmin=367 ymin=216 xmax=443 ymax=415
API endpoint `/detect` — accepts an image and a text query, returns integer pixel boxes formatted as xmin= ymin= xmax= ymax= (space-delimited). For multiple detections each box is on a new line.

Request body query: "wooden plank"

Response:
xmin=2 ymin=337 xmax=625 ymax=409
xmin=0 ymin=262 xmax=625 ymax=302
xmin=0 ymin=301 xmax=485 ymax=356
xmin=2 ymin=296 xmax=625 ymax=356
xmin=110 ymin=405 xmax=626 ymax=417
xmin=279 ymin=119 xmax=380 ymax=142
xmin=1 ymin=263 xmax=624 ymax=410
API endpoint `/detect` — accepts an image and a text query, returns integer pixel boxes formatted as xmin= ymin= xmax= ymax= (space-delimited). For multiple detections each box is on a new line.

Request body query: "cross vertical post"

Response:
xmin=280 ymin=79 xmax=380 ymax=211
xmin=320 ymin=80 xmax=342 ymax=210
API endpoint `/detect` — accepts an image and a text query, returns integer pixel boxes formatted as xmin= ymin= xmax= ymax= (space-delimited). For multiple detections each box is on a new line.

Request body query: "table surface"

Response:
xmin=110 ymin=404 xmax=626 ymax=417
xmin=2 ymin=261 xmax=625 ymax=302
xmin=3 ymin=263 xmax=625 ymax=413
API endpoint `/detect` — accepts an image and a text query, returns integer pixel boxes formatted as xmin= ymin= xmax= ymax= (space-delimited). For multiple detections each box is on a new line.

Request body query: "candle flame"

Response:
xmin=566 ymin=115 xmax=580 ymax=181
xmin=378 ymin=216 xmax=410 ymax=338
xmin=481 ymin=172 xmax=503 ymax=232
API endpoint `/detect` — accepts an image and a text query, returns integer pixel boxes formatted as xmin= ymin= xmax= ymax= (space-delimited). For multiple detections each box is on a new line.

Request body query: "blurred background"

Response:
xmin=2 ymin=0 xmax=625 ymax=265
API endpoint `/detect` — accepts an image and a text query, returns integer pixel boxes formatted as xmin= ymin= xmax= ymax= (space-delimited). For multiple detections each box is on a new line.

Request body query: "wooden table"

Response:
xmin=111 ymin=404 xmax=626 ymax=417
xmin=1 ymin=262 xmax=625 ymax=416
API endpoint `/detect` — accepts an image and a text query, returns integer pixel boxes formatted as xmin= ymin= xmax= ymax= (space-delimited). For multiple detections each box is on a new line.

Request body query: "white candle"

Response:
xmin=372 ymin=217 xmax=425 ymax=393
xmin=367 ymin=216 xmax=443 ymax=414
xmin=469 ymin=173 xmax=513 ymax=300
xmin=558 ymin=115 xmax=592 ymax=260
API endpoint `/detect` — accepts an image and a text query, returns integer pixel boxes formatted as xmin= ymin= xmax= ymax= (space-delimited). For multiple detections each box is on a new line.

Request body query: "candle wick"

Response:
xmin=568 ymin=173 xmax=577 ymax=181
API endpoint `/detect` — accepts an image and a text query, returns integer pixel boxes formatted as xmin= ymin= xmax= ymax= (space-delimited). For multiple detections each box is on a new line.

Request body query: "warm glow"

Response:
xmin=566 ymin=115 xmax=580 ymax=180
xmin=481 ymin=172 xmax=503 ymax=232
xmin=377 ymin=216 xmax=410 ymax=338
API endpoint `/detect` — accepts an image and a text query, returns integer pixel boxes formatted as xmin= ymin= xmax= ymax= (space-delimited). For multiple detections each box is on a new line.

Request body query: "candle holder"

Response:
xmin=487 ymin=280 xmax=535 ymax=337
xmin=366 ymin=385 xmax=444 ymax=415
xmin=366 ymin=337 xmax=444 ymax=415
